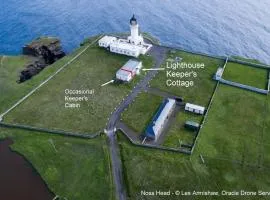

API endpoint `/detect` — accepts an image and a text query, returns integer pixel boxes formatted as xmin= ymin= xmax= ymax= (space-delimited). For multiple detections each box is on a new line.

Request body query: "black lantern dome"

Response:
xmin=130 ymin=14 xmax=137 ymax=25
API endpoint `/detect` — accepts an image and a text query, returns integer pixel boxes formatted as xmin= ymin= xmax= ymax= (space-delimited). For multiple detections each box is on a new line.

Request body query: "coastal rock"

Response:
xmin=19 ymin=37 xmax=65 ymax=83
xmin=19 ymin=61 xmax=47 ymax=82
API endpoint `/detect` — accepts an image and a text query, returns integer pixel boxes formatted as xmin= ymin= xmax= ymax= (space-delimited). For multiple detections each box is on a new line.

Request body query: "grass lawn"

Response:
xmin=163 ymin=111 xmax=203 ymax=148
xmin=0 ymin=55 xmax=58 ymax=114
xmin=266 ymin=95 xmax=270 ymax=140
xmin=0 ymin=36 xmax=103 ymax=115
xmin=150 ymin=50 xmax=223 ymax=107
xmin=121 ymin=92 xmax=163 ymax=133
xmin=196 ymin=85 xmax=268 ymax=167
xmin=0 ymin=127 xmax=114 ymax=200
xmin=4 ymin=44 xmax=153 ymax=133
xmin=0 ymin=37 xmax=104 ymax=116
xmin=117 ymin=82 xmax=270 ymax=199
xmin=223 ymin=62 xmax=268 ymax=89
xmin=118 ymin=133 xmax=270 ymax=200
xmin=262 ymin=95 xmax=270 ymax=167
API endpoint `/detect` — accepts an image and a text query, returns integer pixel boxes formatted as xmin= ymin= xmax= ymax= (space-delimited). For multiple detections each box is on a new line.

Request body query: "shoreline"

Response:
xmin=1 ymin=33 xmax=269 ymax=66
xmin=0 ymin=138 xmax=55 ymax=200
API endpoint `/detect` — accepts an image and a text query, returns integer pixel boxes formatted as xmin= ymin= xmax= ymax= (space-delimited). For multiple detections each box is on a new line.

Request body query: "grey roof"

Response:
xmin=116 ymin=59 xmax=141 ymax=78
xmin=116 ymin=69 xmax=130 ymax=77
xmin=122 ymin=59 xmax=141 ymax=71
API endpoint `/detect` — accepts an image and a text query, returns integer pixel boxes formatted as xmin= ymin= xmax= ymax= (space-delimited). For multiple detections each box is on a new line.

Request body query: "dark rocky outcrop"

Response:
xmin=19 ymin=61 xmax=47 ymax=82
xmin=18 ymin=37 xmax=65 ymax=83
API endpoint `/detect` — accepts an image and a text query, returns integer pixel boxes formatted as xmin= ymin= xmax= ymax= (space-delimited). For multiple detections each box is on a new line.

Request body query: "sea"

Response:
xmin=0 ymin=0 xmax=269 ymax=64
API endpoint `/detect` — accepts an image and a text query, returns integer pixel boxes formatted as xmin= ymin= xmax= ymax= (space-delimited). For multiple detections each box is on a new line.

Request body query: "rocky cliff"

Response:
xmin=19 ymin=37 xmax=65 ymax=83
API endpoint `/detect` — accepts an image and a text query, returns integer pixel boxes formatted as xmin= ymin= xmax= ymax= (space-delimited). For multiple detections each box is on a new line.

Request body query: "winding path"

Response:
xmin=105 ymin=45 xmax=168 ymax=200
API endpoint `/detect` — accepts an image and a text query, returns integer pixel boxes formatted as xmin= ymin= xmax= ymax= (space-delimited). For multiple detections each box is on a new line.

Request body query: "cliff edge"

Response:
xmin=19 ymin=37 xmax=65 ymax=83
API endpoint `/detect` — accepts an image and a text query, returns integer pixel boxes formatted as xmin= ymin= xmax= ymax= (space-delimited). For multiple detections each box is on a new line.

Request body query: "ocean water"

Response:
xmin=0 ymin=0 xmax=269 ymax=64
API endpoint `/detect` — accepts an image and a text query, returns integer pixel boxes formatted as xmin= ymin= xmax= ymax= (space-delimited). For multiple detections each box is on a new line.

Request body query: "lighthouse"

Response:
xmin=98 ymin=15 xmax=152 ymax=57
xmin=128 ymin=14 xmax=144 ymax=45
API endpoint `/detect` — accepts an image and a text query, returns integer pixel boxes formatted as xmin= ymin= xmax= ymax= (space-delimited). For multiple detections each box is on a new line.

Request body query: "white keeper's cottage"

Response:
xmin=116 ymin=59 xmax=142 ymax=82
xmin=98 ymin=15 xmax=152 ymax=57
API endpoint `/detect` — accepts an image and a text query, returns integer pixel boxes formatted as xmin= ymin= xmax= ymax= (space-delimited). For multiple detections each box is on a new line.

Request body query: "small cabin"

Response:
xmin=185 ymin=103 xmax=205 ymax=115
xmin=185 ymin=121 xmax=200 ymax=131
xmin=116 ymin=59 xmax=142 ymax=82
xmin=213 ymin=67 xmax=224 ymax=81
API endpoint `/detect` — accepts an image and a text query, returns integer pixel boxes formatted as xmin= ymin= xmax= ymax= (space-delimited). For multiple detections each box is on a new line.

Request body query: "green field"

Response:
xmin=121 ymin=92 xmax=163 ymax=133
xmin=151 ymin=50 xmax=223 ymax=107
xmin=118 ymin=66 xmax=270 ymax=199
xmin=0 ymin=36 xmax=106 ymax=116
xmin=0 ymin=36 xmax=105 ymax=115
xmin=223 ymin=62 xmax=268 ymax=89
xmin=197 ymin=85 xmax=268 ymax=166
xmin=4 ymin=44 xmax=153 ymax=133
xmin=0 ymin=55 xmax=65 ymax=114
xmin=0 ymin=128 xmax=113 ymax=200
xmin=119 ymin=133 xmax=270 ymax=200
xmin=163 ymin=111 xmax=203 ymax=148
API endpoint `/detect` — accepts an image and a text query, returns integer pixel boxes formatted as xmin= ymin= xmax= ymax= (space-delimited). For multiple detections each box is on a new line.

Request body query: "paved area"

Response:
xmin=106 ymin=130 xmax=126 ymax=200
xmin=116 ymin=121 xmax=141 ymax=142
xmin=146 ymin=87 xmax=183 ymax=101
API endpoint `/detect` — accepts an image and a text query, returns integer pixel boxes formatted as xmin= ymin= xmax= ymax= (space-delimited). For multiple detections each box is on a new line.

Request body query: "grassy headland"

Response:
xmin=0 ymin=43 xmax=91 ymax=115
xmin=4 ymin=43 xmax=153 ymax=133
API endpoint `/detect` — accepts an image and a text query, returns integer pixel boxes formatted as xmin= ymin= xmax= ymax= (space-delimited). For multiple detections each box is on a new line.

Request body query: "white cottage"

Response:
xmin=98 ymin=36 xmax=117 ymax=48
xmin=116 ymin=59 xmax=142 ymax=82
xmin=110 ymin=40 xmax=141 ymax=57
xmin=213 ymin=67 xmax=224 ymax=81
xmin=185 ymin=103 xmax=205 ymax=115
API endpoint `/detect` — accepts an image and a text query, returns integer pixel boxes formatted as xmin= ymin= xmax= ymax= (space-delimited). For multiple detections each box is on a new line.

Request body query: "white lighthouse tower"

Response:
xmin=128 ymin=14 xmax=144 ymax=45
